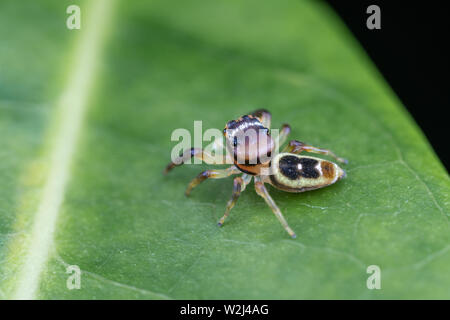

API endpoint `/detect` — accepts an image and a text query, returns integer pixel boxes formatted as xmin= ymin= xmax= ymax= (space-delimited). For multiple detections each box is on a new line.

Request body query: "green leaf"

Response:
xmin=1 ymin=0 xmax=449 ymax=299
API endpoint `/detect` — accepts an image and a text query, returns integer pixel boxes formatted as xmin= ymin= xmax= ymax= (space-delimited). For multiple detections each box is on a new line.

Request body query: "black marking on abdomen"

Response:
xmin=278 ymin=155 xmax=319 ymax=180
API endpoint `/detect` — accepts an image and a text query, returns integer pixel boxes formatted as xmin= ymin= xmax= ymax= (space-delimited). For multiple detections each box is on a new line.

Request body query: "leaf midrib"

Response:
xmin=7 ymin=0 xmax=116 ymax=299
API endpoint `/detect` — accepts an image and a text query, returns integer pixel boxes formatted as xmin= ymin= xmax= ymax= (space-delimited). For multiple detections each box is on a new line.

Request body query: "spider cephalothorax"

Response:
xmin=164 ymin=109 xmax=348 ymax=238
xmin=223 ymin=113 xmax=274 ymax=175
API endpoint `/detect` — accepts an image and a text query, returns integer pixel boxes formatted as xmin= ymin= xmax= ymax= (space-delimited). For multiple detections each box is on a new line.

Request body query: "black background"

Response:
xmin=326 ymin=0 xmax=449 ymax=172
xmin=0 ymin=299 xmax=443 ymax=317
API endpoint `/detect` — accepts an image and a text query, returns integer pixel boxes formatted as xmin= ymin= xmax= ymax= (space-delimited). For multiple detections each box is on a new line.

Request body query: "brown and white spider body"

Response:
xmin=164 ymin=109 xmax=347 ymax=238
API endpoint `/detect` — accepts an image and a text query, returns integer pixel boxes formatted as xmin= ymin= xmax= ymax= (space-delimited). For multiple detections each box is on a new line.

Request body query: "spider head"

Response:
xmin=223 ymin=114 xmax=274 ymax=165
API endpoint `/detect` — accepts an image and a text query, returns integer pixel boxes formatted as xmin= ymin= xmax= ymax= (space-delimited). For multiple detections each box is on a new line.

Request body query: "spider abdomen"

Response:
xmin=268 ymin=153 xmax=345 ymax=193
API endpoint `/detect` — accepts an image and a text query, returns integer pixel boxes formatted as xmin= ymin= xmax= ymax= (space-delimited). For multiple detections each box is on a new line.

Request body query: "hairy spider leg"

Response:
xmin=275 ymin=123 xmax=291 ymax=152
xmin=254 ymin=176 xmax=297 ymax=238
xmin=250 ymin=109 xmax=272 ymax=129
xmin=164 ymin=146 xmax=228 ymax=174
xmin=218 ymin=173 xmax=252 ymax=226
xmin=283 ymin=140 xmax=348 ymax=164
xmin=185 ymin=166 xmax=241 ymax=196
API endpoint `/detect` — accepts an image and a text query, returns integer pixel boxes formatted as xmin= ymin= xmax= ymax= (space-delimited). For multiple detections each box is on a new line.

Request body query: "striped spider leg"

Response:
xmin=217 ymin=173 xmax=252 ymax=226
xmin=254 ymin=176 xmax=297 ymax=238
xmin=283 ymin=140 xmax=348 ymax=164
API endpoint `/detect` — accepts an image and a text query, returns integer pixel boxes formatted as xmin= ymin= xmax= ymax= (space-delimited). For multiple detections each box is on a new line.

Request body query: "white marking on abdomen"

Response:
xmin=315 ymin=162 xmax=322 ymax=176
xmin=331 ymin=164 xmax=339 ymax=184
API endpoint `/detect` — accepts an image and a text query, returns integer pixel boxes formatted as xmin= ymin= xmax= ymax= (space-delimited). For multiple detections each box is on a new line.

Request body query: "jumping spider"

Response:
xmin=164 ymin=109 xmax=347 ymax=238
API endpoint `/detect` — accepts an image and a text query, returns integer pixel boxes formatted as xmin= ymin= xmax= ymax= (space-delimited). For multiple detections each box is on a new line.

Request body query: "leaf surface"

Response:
xmin=1 ymin=0 xmax=449 ymax=299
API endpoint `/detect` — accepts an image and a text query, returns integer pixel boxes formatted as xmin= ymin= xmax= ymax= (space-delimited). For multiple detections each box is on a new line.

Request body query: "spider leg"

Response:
xmin=250 ymin=109 xmax=272 ymax=129
xmin=275 ymin=123 xmax=291 ymax=152
xmin=254 ymin=177 xmax=297 ymax=238
xmin=185 ymin=166 xmax=241 ymax=196
xmin=218 ymin=174 xmax=252 ymax=226
xmin=283 ymin=140 xmax=348 ymax=164
xmin=164 ymin=147 xmax=227 ymax=174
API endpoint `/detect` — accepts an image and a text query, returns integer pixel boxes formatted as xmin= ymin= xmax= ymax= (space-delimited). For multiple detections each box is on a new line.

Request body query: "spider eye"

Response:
xmin=233 ymin=136 xmax=238 ymax=147
xmin=223 ymin=128 xmax=227 ymax=135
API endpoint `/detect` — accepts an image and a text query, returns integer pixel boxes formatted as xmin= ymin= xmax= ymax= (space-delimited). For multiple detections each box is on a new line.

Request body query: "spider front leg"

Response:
xmin=185 ymin=166 xmax=241 ymax=196
xmin=218 ymin=174 xmax=252 ymax=226
xmin=251 ymin=109 xmax=272 ymax=128
xmin=275 ymin=123 xmax=291 ymax=151
xmin=163 ymin=147 xmax=226 ymax=174
xmin=283 ymin=140 xmax=348 ymax=164
xmin=254 ymin=177 xmax=297 ymax=238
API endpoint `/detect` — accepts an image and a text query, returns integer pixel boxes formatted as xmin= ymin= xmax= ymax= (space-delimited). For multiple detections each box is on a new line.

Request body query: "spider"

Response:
xmin=163 ymin=109 xmax=348 ymax=238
